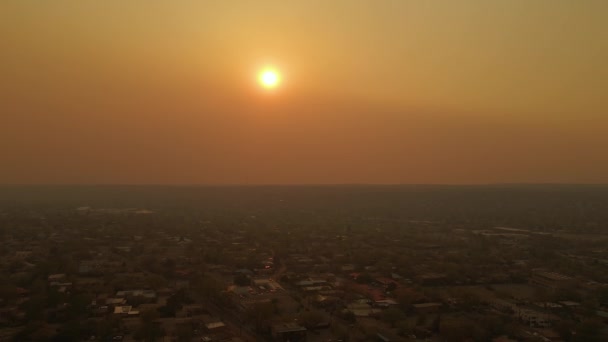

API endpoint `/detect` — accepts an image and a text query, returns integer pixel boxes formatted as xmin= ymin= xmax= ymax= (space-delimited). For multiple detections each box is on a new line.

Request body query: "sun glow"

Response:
xmin=258 ymin=68 xmax=281 ymax=89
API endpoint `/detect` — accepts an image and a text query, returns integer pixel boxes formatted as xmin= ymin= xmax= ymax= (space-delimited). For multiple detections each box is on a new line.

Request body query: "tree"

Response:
xmin=141 ymin=309 xmax=160 ymax=324
xmin=355 ymin=273 xmax=374 ymax=284
xmin=147 ymin=274 xmax=168 ymax=290
xmin=14 ymin=321 xmax=54 ymax=341
xmin=382 ymin=307 xmax=406 ymax=328
xmin=163 ymin=258 xmax=176 ymax=278
xmin=440 ymin=318 xmax=474 ymax=342
xmin=554 ymin=319 xmax=575 ymax=341
xmin=135 ymin=310 xmax=163 ymax=342
xmin=8 ymin=260 xmax=25 ymax=273
xmin=66 ymin=293 xmax=92 ymax=319
xmin=97 ymin=316 xmax=123 ymax=341
xmin=299 ymin=310 xmax=326 ymax=329
xmin=596 ymin=287 xmax=608 ymax=305
xmin=193 ymin=275 xmax=223 ymax=302
xmin=431 ymin=314 xmax=441 ymax=333
xmin=234 ymin=273 xmax=251 ymax=286
xmin=416 ymin=313 xmax=427 ymax=326
xmin=271 ymin=297 xmax=280 ymax=314
xmin=21 ymin=296 xmax=46 ymax=321
xmin=396 ymin=320 xmax=413 ymax=337
xmin=340 ymin=309 xmax=356 ymax=323
xmin=0 ymin=284 xmax=18 ymax=304
xmin=52 ymin=320 xmax=86 ymax=342
xmin=159 ymin=290 xmax=191 ymax=317
xmin=395 ymin=287 xmax=425 ymax=309
xmin=573 ymin=319 xmax=604 ymax=342
xmin=331 ymin=323 xmax=349 ymax=341
xmin=247 ymin=302 xmax=275 ymax=332
xmin=175 ymin=323 xmax=194 ymax=342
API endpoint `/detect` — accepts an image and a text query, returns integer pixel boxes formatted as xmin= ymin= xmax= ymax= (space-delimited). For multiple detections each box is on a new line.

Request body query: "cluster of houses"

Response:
xmin=3 ymin=208 xmax=608 ymax=341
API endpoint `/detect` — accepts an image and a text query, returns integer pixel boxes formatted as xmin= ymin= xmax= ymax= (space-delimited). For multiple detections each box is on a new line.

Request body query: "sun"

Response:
xmin=258 ymin=68 xmax=281 ymax=89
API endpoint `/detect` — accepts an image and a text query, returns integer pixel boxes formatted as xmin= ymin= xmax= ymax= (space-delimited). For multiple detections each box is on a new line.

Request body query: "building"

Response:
xmin=272 ymin=323 xmax=307 ymax=342
xmin=416 ymin=273 xmax=447 ymax=285
xmin=205 ymin=321 xmax=227 ymax=333
xmin=531 ymin=270 xmax=573 ymax=289
xmin=413 ymin=302 xmax=442 ymax=314
xmin=518 ymin=309 xmax=553 ymax=327
xmin=113 ymin=306 xmax=139 ymax=316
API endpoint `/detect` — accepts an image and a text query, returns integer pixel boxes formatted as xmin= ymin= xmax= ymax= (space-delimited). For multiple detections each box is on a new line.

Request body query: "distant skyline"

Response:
xmin=1 ymin=1 xmax=607 ymax=184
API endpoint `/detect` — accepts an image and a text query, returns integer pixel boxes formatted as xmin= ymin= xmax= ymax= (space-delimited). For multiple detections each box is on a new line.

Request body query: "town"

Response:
xmin=1 ymin=185 xmax=608 ymax=341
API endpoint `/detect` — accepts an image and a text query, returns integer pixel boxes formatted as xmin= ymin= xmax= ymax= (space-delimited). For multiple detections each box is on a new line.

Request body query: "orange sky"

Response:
xmin=1 ymin=1 xmax=607 ymax=184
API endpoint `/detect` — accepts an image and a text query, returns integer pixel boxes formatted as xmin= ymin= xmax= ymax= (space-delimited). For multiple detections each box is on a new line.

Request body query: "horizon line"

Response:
xmin=1 ymin=183 xmax=608 ymax=187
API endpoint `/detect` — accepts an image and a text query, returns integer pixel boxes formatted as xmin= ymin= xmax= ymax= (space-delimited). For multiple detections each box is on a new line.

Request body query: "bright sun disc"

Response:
xmin=258 ymin=69 xmax=281 ymax=89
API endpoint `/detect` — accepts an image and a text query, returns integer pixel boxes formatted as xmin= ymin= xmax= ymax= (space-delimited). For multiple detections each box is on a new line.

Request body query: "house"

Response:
xmin=537 ymin=328 xmax=563 ymax=341
xmin=235 ymin=269 xmax=254 ymax=276
xmin=205 ymin=321 xmax=227 ymax=333
xmin=113 ymin=306 xmax=139 ymax=316
xmin=181 ymin=304 xmax=206 ymax=317
xmin=48 ymin=274 xmax=66 ymax=281
xmin=390 ymin=273 xmax=403 ymax=280
xmin=14 ymin=251 xmax=32 ymax=260
xmin=313 ymin=295 xmax=340 ymax=308
xmin=295 ymin=278 xmax=328 ymax=289
xmin=375 ymin=277 xmax=398 ymax=289
xmin=531 ymin=270 xmax=573 ymax=289
xmin=0 ymin=327 xmax=21 ymax=341
xmin=105 ymin=298 xmax=127 ymax=306
xmin=341 ymin=264 xmax=356 ymax=272
xmin=115 ymin=289 xmax=157 ymax=300
xmin=347 ymin=299 xmax=378 ymax=317
xmin=78 ymin=261 xmax=100 ymax=275
xmin=377 ymin=333 xmax=392 ymax=342
xmin=416 ymin=273 xmax=447 ymax=285
xmin=489 ymin=299 xmax=518 ymax=313
xmin=91 ymin=305 xmax=109 ymax=316
xmin=558 ymin=301 xmax=581 ymax=311
xmin=15 ymin=288 xmax=29 ymax=297
xmin=413 ymin=303 xmax=442 ymax=314
xmin=596 ymin=310 xmax=608 ymax=323
xmin=374 ymin=299 xmax=399 ymax=308
xmin=518 ymin=309 xmax=553 ymax=327
xmin=173 ymin=280 xmax=190 ymax=290
xmin=272 ymin=323 xmax=307 ymax=342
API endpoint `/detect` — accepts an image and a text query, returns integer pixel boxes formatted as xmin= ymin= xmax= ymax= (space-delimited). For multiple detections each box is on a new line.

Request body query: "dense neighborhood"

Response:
xmin=1 ymin=186 xmax=608 ymax=341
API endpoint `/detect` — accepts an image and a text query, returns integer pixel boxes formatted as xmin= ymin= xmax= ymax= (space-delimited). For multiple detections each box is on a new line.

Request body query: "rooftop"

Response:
xmin=272 ymin=323 xmax=306 ymax=333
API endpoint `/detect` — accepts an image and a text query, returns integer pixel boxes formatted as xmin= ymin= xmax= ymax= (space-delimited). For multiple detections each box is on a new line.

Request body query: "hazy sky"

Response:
xmin=1 ymin=1 xmax=607 ymax=184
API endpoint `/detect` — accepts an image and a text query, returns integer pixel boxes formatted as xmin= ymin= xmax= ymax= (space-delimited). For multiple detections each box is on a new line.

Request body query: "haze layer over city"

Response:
xmin=1 ymin=1 xmax=608 ymax=341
